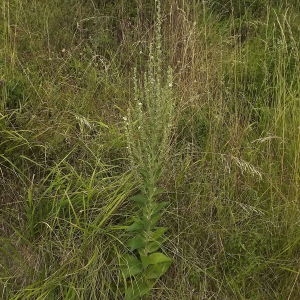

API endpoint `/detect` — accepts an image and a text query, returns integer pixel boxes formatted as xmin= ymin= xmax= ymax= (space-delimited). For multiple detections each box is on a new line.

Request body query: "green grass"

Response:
xmin=1 ymin=0 xmax=300 ymax=299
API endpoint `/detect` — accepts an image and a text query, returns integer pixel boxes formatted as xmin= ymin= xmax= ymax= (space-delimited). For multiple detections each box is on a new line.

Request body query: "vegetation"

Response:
xmin=1 ymin=0 xmax=299 ymax=299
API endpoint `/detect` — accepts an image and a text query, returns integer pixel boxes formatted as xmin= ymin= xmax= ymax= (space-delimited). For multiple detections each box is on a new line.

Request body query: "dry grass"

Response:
xmin=1 ymin=0 xmax=300 ymax=299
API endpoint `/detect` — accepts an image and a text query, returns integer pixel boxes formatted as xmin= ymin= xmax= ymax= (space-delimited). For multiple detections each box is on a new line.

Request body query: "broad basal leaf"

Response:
xmin=127 ymin=235 xmax=146 ymax=251
xmin=144 ymin=261 xmax=172 ymax=280
xmin=141 ymin=252 xmax=172 ymax=268
xmin=125 ymin=278 xmax=155 ymax=300
xmin=120 ymin=254 xmax=143 ymax=279
xmin=126 ymin=218 xmax=145 ymax=232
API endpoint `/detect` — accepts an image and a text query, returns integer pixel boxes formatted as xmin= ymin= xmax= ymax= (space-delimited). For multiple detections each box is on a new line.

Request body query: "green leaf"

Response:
xmin=126 ymin=218 xmax=144 ymax=232
xmin=131 ymin=193 xmax=147 ymax=206
xmin=141 ymin=252 xmax=172 ymax=268
xmin=139 ymin=170 xmax=149 ymax=181
xmin=153 ymin=201 xmax=169 ymax=213
xmin=120 ymin=254 xmax=143 ymax=279
xmin=140 ymin=255 xmax=148 ymax=268
xmin=127 ymin=235 xmax=146 ymax=251
xmin=150 ymin=227 xmax=168 ymax=241
xmin=147 ymin=241 xmax=161 ymax=253
xmin=148 ymin=213 xmax=161 ymax=228
xmin=125 ymin=279 xmax=154 ymax=300
xmin=144 ymin=260 xmax=172 ymax=280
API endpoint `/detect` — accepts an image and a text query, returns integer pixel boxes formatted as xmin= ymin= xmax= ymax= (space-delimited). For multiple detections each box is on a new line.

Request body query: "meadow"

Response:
xmin=1 ymin=0 xmax=300 ymax=299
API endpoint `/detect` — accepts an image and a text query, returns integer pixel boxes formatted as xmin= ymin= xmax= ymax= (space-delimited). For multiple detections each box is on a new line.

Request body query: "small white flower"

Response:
xmin=123 ymin=116 xmax=128 ymax=121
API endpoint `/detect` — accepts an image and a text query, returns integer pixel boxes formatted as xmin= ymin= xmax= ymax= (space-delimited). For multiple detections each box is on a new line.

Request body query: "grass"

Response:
xmin=1 ymin=0 xmax=300 ymax=299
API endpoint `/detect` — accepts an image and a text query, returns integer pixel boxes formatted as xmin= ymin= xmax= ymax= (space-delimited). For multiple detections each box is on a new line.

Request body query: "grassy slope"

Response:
xmin=1 ymin=0 xmax=300 ymax=299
